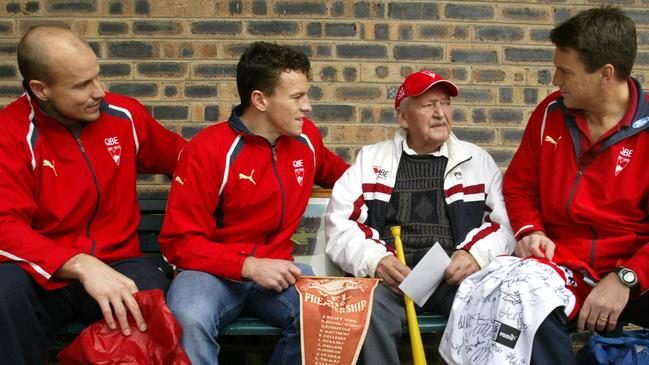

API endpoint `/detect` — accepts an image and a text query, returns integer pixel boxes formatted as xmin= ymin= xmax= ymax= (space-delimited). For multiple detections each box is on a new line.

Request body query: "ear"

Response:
xmin=600 ymin=64 xmax=615 ymax=84
xmin=250 ymin=90 xmax=268 ymax=111
xmin=29 ymin=80 xmax=49 ymax=101
xmin=397 ymin=107 xmax=409 ymax=129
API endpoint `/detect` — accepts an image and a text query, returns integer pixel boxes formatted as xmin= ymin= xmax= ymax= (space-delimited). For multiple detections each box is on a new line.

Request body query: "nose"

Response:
xmin=91 ymin=79 xmax=105 ymax=99
xmin=552 ymin=71 xmax=561 ymax=86
xmin=301 ymin=96 xmax=312 ymax=113
xmin=432 ymin=103 xmax=444 ymax=116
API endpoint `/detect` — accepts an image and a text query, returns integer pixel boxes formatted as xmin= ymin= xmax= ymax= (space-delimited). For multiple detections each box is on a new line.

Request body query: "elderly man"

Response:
xmin=440 ymin=7 xmax=649 ymax=365
xmin=325 ymin=70 xmax=515 ymax=364
xmin=0 ymin=25 xmax=185 ymax=364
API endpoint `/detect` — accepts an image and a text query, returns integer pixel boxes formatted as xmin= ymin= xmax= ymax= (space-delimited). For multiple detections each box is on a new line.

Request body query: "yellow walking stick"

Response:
xmin=390 ymin=226 xmax=427 ymax=365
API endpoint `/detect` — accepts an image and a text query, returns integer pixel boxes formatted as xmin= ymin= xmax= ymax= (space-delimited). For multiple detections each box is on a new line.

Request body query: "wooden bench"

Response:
xmin=54 ymin=190 xmax=448 ymax=340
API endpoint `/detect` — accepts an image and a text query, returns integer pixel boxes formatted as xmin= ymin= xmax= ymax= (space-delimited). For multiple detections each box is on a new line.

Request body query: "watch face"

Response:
xmin=623 ymin=271 xmax=636 ymax=283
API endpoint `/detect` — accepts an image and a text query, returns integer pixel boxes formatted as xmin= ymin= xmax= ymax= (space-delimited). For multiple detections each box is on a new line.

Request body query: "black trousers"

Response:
xmin=531 ymin=293 xmax=649 ymax=365
xmin=0 ymin=257 xmax=169 ymax=365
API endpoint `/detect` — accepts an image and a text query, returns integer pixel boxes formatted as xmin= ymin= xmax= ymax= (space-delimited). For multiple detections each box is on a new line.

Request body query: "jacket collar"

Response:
xmin=392 ymin=127 xmax=472 ymax=175
xmin=227 ymin=104 xmax=254 ymax=136
xmin=630 ymin=77 xmax=649 ymax=128
xmin=559 ymin=77 xmax=649 ymax=160
xmin=25 ymin=92 xmax=68 ymax=133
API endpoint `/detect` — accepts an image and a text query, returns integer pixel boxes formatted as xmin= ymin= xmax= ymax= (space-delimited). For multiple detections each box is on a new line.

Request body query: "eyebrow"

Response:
xmin=71 ymin=79 xmax=92 ymax=88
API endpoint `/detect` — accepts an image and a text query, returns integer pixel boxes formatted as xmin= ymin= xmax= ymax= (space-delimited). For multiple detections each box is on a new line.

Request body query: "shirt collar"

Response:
xmin=402 ymin=139 xmax=448 ymax=157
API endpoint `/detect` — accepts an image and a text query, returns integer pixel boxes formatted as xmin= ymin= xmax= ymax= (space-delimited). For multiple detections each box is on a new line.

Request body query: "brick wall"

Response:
xmin=1 ymin=1 xmax=648 ymax=190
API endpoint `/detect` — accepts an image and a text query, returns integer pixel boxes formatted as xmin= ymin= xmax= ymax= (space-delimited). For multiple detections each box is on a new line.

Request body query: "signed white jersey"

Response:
xmin=439 ymin=256 xmax=576 ymax=365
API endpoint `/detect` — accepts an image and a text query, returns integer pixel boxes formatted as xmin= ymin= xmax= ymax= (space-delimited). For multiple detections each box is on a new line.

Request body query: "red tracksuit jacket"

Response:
xmin=503 ymin=79 xmax=649 ymax=294
xmin=159 ymin=106 xmax=349 ymax=281
xmin=0 ymin=92 xmax=185 ymax=289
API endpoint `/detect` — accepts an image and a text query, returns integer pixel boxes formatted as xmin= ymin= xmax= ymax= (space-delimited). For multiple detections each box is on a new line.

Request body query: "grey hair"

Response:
xmin=397 ymin=96 xmax=412 ymax=113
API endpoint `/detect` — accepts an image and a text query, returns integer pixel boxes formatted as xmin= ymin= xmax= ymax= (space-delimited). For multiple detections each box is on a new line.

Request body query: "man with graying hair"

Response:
xmin=0 ymin=25 xmax=185 ymax=364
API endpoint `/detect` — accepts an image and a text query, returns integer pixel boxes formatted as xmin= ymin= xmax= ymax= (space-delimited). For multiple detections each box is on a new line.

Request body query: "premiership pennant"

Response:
xmin=296 ymin=277 xmax=379 ymax=365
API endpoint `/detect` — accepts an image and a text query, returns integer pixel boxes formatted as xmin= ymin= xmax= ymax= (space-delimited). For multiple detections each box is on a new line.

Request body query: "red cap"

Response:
xmin=394 ymin=70 xmax=459 ymax=109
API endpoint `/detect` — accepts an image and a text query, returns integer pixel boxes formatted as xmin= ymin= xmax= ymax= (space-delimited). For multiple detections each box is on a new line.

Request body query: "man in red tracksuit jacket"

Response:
xmin=503 ymin=7 xmax=649 ymax=365
xmin=0 ymin=26 xmax=185 ymax=364
xmin=159 ymin=42 xmax=349 ymax=365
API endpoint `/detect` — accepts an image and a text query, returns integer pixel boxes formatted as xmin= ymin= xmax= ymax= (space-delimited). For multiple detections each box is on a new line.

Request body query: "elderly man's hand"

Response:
xmin=444 ymin=250 xmax=480 ymax=285
xmin=515 ymin=231 xmax=555 ymax=260
xmin=577 ymin=272 xmax=630 ymax=333
xmin=375 ymin=255 xmax=411 ymax=294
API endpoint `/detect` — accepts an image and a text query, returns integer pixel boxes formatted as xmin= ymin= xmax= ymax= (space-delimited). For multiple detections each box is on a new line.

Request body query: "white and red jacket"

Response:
xmin=159 ymin=106 xmax=349 ymax=281
xmin=325 ymin=128 xmax=515 ymax=278
xmin=0 ymin=92 xmax=185 ymax=290
xmin=504 ymin=78 xmax=649 ymax=294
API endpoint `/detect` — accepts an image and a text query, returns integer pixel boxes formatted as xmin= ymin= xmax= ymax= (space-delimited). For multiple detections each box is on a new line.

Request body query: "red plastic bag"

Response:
xmin=58 ymin=289 xmax=191 ymax=365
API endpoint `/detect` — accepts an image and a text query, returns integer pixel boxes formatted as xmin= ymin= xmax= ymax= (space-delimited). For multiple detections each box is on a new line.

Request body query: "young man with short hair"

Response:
xmin=160 ymin=42 xmax=348 ymax=365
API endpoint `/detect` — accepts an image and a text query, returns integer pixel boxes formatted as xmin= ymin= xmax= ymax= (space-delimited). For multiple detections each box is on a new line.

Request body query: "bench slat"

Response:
xmin=218 ymin=314 xmax=447 ymax=336
xmin=138 ymin=199 xmax=167 ymax=213
xmin=139 ymin=234 xmax=161 ymax=252
xmin=139 ymin=215 xmax=165 ymax=232
xmin=417 ymin=314 xmax=447 ymax=333
xmin=221 ymin=317 xmax=282 ymax=336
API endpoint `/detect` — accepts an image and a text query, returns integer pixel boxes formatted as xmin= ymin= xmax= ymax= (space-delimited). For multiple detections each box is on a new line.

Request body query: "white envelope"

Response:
xmin=398 ymin=242 xmax=451 ymax=307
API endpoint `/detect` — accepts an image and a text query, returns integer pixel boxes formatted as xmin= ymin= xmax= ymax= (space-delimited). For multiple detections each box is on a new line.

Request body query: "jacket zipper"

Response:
xmin=267 ymin=144 xmax=286 ymax=243
xmin=565 ymin=169 xmax=600 ymax=266
xmin=74 ymin=135 xmax=101 ymax=255
xmin=588 ymin=226 xmax=598 ymax=267
xmin=564 ymin=170 xmax=583 ymax=219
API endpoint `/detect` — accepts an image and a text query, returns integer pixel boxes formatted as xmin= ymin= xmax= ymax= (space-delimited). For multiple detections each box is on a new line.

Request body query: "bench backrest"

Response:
xmin=138 ymin=197 xmax=171 ymax=274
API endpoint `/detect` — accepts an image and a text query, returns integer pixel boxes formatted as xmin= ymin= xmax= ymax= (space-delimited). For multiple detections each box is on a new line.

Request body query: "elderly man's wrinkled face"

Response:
xmin=398 ymin=85 xmax=452 ymax=154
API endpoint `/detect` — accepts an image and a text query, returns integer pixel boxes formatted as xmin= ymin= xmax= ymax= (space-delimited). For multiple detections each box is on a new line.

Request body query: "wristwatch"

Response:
xmin=615 ymin=267 xmax=639 ymax=289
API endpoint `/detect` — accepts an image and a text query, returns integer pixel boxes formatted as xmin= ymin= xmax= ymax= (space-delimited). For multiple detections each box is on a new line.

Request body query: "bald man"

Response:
xmin=0 ymin=25 xmax=185 ymax=363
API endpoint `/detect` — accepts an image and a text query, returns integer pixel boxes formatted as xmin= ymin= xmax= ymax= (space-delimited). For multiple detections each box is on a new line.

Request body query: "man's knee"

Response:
xmin=274 ymin=289 xmax=301 ymax=329
xmin=171 ymin=302 xmax=213 ymax=332
xmin=167 ymin=272 xmax=234 ymax=332
xmin=371 ymin=285 xmax=406 ymax=322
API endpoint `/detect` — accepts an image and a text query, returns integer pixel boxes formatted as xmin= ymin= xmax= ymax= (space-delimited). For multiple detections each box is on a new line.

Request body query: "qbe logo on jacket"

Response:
xmin=105 ymin=136 xmax=122 ymax=166
xmin=615 ymin=147 xmax=633 ymax=176
xmin=372 ymin=166 xmax=390 ymax=180
xmin=293 ymin=159 xmax=304 ymax=186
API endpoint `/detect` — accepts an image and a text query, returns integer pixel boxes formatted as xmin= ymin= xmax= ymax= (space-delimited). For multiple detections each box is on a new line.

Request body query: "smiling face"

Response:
xmin=552 ymin=47 xmax=602 ymax=110
xmin=36 ymin=44 xmax=105 ymax=127
xmin=398 ymin=85 xmax=452 ymax=154
xmin=262 ymin=70 xmax=312 ymax=140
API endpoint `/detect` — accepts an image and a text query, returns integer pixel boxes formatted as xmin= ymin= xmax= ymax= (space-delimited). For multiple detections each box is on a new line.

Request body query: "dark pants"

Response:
xmin=359 ymin=281 xmax=457 ymax=365
xmin=531 ymin=293 xmax=649 ymax=365
xmin=0 ymin=257 xmax=169 ymax=365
